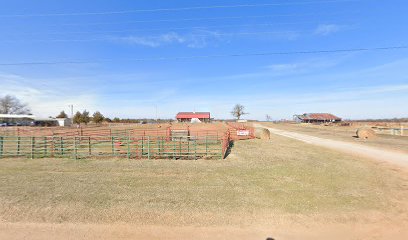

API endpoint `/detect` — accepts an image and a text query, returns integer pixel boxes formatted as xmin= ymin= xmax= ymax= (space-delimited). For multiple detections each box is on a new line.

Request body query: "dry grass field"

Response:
xmin=261 ymin=122 xmax=408 ymax=154
xmin=1 ymin=132 xmax=407 ymax=239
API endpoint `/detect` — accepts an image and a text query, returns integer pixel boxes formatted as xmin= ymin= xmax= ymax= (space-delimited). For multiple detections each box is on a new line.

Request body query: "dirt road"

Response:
xmin=257 ymin=124 xmax=408 ymax=168
xmin=1 ymin=221 xmax=407 ymax=240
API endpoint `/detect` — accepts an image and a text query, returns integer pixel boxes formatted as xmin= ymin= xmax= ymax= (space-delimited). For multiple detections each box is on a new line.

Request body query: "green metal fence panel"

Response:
xmin=0 ymin=135 xmax=228 ymax=160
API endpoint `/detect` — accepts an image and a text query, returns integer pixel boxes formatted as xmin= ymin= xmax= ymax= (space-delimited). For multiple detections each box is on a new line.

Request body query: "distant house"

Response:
xmin=294 ymin=113 xmax=342 ymax=123
xmin=176 ymin=112 xmax=211 ymax=123
xmin=0 ymin=114 xmax=71 ymax=127
xmin=0 ymin=114 xmax=34 ymax=126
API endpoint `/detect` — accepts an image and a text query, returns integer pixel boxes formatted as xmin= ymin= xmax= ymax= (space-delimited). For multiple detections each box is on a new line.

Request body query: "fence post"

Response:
xmin=187 ymin=138 xmax=190 ymax=158
xmin=50 ymin=136 xmax=55 ymax=157
xmin=43 ymin=137 xmax=47 ymax=157
xmin=17 ymin=136 xmax=21 ymax=156
xmin=0 ymin=136 xmax=3 ymax=158
xmin=173 ymin=140 xmax=176 ymax=160
xmin=111 ymin=136 xmax=114 ymax=156
xmin=205 ymin=136 xmax=208 ymax=157
xmin=147 ymin=136 xmax=150 ymax=160
xmin=157 ymin=136 xmax=160 ymax=156
xmin=194 ymin=138 xmax=197 ymax=160
xmin=88 ymin=137 xmax=91 ymax=157
xmin=31 ymin=137 xmax=35 ymax=159
xmin=73 ymin=137 xmax=77 ymax=160
xmin=61 ymin=137 xmax=64 ymax=156
xmin=127 ymin=135 xmax=130 ymax=159
xmin=141 ymin=136 xmax=144 ymax=156
xmin=220 ymin=138 xmax=224 ymax=160
xmin=179 ymin=139 xmax=181 ymax=156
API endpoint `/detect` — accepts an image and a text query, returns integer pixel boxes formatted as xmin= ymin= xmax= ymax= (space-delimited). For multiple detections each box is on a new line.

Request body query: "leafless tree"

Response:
xmin=0 ymin=95 xmax=30 ymax=114
xmin=231 ymin=104 xmax=248 ymax=120
xmin=266 ymin=114 xmax=272 ymax=122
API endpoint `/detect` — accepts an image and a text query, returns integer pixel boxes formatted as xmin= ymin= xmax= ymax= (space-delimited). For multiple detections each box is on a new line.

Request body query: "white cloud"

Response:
xmin=0 ymin=73 xmax=99 ymax=118
xmin=314 ymin=24 xmax=342 ymax=36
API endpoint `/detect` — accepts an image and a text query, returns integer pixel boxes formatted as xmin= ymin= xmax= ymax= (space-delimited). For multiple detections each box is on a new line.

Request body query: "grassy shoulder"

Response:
xmin=0 ymin=133 xmax=407 ymax=226
xmin=261 ymin=122 xmax=408 ymax=154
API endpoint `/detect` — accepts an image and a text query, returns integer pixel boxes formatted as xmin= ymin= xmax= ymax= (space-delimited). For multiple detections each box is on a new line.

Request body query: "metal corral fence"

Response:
xmin=373 ymin=126 xmax=407 ymax=136
xmin=226 ymin=122 xmax=255 ymax=140
xmin=0 ymin=134 xmax=230 ymax=160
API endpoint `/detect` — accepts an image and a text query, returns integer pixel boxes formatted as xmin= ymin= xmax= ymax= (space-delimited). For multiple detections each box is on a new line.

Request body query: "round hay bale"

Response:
xmin=254 ymin=127 xmax=270 ymax=140
xmin=356 ymin=128 xmax=376 ymax=139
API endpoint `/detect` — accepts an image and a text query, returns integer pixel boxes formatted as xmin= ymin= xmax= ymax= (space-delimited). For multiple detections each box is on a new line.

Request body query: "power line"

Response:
xmin=38 ymin=12 xmax=353 ymax=27
xmin=0 ymin=46 xmax=406 ymax=66
xmin=0 ymin=30 xmax=304 ymax=43
xmin=0 ymin=0 xmax=360 ymax=17
xmin=2 ymin=21 xmax=347 ymax=36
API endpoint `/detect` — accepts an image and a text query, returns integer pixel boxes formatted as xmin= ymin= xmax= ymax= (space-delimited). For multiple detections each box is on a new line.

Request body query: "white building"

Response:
xmin=0 ymin=114 xmax=71 ymax=127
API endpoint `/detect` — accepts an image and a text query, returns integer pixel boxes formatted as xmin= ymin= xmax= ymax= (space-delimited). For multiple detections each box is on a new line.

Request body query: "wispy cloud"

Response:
xmin=113 ymin=30 xmax=222 ymax=48
xmin=314 ymin=24 xmax=342 ymax=36
xmin=0 ymin=73 xmax=100 ymax=117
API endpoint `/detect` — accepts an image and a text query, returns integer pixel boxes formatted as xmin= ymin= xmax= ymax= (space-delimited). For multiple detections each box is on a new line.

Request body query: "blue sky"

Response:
xmin=0 ymin=0 xmax=407 ymax=120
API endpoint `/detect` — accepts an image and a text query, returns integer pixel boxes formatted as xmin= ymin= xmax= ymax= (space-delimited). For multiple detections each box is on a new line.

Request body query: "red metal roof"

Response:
xmin=300 ymin=113 xmax=341 ymax=120
xmin=176 ymin=112 xmax=211 ymax=119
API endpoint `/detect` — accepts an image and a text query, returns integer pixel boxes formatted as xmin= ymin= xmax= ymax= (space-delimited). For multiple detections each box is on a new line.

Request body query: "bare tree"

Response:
xmin=266 ymin=114 xmax=272 ymax=122
xmin=231 ymin=104 xmax=247 ymax=120
xmin=0 ymin=95 xmax=30 ymax=114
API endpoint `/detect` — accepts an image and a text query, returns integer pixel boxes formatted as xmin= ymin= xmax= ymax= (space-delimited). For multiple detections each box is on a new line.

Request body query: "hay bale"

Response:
xmin=356 ymin=128 xmax=376 ymax=139
xmin=254 ymin=127 xmax=270 ymax=140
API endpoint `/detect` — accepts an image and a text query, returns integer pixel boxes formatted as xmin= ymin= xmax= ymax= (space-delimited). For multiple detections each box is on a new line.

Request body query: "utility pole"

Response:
xmin=68 ymin=105 xmax=74 ymax=124
xmin=155 ymin=105 xmax=158 ymax=122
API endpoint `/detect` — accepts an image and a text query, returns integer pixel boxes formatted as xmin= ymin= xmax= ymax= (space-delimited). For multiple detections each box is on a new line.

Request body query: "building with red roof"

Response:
xmin=294 ymin=113 xmax=342 ymax=123
xmin=176 ymin=112 xmax=211 ymax=123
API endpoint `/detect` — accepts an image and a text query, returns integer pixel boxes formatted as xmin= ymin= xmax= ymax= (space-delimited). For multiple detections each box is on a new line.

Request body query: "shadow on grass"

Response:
xmin=224 ymin=141 xmax=235 ymax=158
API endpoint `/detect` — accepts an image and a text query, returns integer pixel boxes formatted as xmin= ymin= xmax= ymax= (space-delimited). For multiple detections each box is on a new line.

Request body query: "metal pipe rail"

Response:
xmin=0 ymin=135 xmax=228 ymax=160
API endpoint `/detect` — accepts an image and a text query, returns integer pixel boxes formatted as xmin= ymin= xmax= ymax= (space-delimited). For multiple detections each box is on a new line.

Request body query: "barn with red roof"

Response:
xmin=176 ymin=112 xmax=211 ymax=123
xmin=294 ymin=113 xmax=342 ymax=123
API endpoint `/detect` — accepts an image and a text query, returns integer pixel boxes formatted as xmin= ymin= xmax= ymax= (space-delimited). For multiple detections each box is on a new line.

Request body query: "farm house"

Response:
xmin=176 ymin=112 xmax=211 ymax=123
xmin=294 ymin=113 xmax=342 ymax=123
xmin=0 ymin=114 xmax=71 ymax=127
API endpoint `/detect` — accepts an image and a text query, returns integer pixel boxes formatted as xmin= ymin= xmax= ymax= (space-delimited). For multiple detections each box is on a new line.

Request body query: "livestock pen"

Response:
xmin=0 ymin=123 xmax=252 ymax=160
